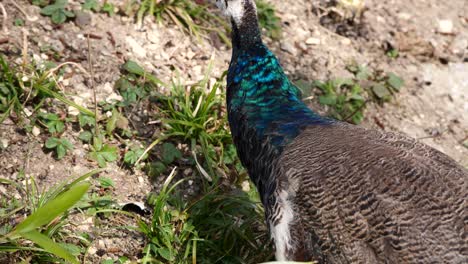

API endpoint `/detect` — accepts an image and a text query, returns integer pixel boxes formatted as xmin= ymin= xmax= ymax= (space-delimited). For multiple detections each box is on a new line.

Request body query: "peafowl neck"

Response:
xmin=225 ymin=0 xmax=331 ymax=196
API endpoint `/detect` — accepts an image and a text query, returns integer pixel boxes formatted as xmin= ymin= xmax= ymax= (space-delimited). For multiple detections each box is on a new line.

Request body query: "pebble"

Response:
xmin=450 ymin=36 xmax=467 ymax=56
xmin=138 ymin=176 xmax=144 ymax=184
xmin=97 ymin=240 xmax=106 ymax=250
xmin=0 ymin=139 xmax=8 ymax=149
xmin=241 ymin=181 xmax=250 ymax=192
xmin=126 ymin=36 xmax=147 ymax=58
xmin=398 ymin=12 xmax=412 ymax=20
xmin=305 ymin=37 xmax=321 ymax=45
xmin=75 ymin=11 xmax=92 ymax=28
xmin=23 ymin=108 xmax=33 ymax=117
xmin=68 ymin=96 xmax=85 ymax=116
xmin=341 ymin=38 xmax=352 ymax=45
xmin=106 ymin=92 xmax=123 ymax=103
xmin=32 ymin=126 xmax=41 ymax=137
xmin=88 ymin=246 xmax=97 ymax=255
xmin=437 ymin=19 xmax=454 ymax=34
xmin=0 ymin=185 xmax=7 ymax=194
xmin=280 ymin=41 xmax=297 ymax=55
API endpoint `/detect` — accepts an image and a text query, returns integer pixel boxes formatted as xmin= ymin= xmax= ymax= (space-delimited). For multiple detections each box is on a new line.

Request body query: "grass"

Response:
xmin=31 ymin=0 xmax=283 ymax=44
xmin=139 ymin=168 xmax=272 ymax=264
xmin=0 ymin=169 xmax=101 ymax=263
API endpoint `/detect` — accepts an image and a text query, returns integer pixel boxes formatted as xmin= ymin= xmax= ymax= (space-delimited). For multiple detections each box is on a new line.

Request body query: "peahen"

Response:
xmin=213 ymin=0 xmax=468 ymax=263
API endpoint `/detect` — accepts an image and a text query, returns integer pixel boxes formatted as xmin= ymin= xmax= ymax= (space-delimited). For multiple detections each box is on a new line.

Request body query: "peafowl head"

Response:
xmin=214 ymin=0 xmax=257 ymax=26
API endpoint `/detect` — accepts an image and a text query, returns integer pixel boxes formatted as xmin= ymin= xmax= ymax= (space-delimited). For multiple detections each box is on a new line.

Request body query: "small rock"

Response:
xmin=0 ymin=185 xmax=7 ymax=194
xmin=88 ymin=246 xmax=97 ymax=255
xmin=280 ymin=41 xmax=297 ymax=55
xmin=101 ymin=82 xmax=113 ymax=94
xmin=147 ymin=30 xmax=160 ymax=44
xmin=126 ymin=36 xmax=147 ymax=58
xmin=305 ymin=37 xmax=321 ymax=45
xmin=32 ymin=126 xmax=41 ymax=137
xmin=0 ymin=139 xmax=8 ymax=149
xmin=138 ymin=176 xmax=144 ymax=184
xmin=75 ymin=11 xmax=92 ymax=28
xmin=398 ymin=13 xmax=411 ymax=20
xmin=105 ymin=92 xmax=123 ymax=103
xmin=437 ymin=19 xmax=454 ymax=34
xmin=97 ymin=240 xmax=105 ymax=250
xmin=450 ymin=36 xmax=467 ymax=56
xmin=341 ymin=38 xmax=352 ymax=45
xmin=68 ymin=96 xmax=85 ymax=116
xmin=241 ymin=181 xmax=250 ymax=192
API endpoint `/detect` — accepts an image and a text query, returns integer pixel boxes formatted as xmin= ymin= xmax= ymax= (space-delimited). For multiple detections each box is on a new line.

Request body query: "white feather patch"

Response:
xmin=271 ymin=190 xmax=294 ymax=261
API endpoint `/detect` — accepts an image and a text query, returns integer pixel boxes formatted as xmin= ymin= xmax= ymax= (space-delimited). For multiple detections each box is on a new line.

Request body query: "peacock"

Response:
xmin=213 ymin=0 xmax=468 ymax=263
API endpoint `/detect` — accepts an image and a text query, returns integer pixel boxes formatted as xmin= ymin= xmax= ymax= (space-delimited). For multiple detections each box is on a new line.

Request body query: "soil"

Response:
xmin=0 ymin=0 xmax=467 ymax=262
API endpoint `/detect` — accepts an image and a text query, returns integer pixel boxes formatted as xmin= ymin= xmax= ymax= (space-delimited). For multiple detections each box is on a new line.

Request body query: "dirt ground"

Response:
xmin=0 ymin=0 xmax=467 ymax=262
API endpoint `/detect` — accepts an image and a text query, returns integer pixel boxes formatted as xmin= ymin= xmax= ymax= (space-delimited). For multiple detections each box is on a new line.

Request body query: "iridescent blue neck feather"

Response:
xmin=224 ymin=0 xmax=333 ymax=197
xmin=227 ymin=12 xmax=331 ymax=151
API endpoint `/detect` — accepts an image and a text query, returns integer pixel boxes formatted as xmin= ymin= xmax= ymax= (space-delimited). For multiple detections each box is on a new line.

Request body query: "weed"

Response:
xmin=89 ymin=137 xmax=119 ymax=168
xmin=0 ymin=170 xmax=101 ymax=263
xmin=39 ymin=0 xmax=75 ymax=24
xmin=124 ymin=145 xmax=149 ymax=166
xmin=0 ymin=56 xmax=94 ymax=125
xmin=38 ymin=112 xmax=66 ymax=134
xmin=308 ymin=63 xmax=404 ymax=124
xmin=82 ymin=0 xmax=100 ymax=12
xmin=146 ymin=142 xmax=182 ymax=178
xmin=189 ymin=185 xmax=273 ymax=263
xmin=102 ymin=2 xmax=115 ymax=16
xmin=386 ymin=48 xmax=399 ymax=59
xmin=45 ymin=136 xmax=73 ymax=159
xmin=139 ymin=169 xmax=272 ymax=263
xmin=256 ymin=0 xmax=282 ymax=39
xmin=139 ymin=169 xmax=198 ymax=264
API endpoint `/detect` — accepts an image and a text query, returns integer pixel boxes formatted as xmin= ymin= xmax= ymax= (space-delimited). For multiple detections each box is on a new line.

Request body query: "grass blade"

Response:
xmin=21 ymin=230 xmax=79 ymax=264
xmin=12 ymin=181 xmax=90 ymax=235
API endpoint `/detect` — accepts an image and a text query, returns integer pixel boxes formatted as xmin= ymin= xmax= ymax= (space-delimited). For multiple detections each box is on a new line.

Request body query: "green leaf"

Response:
xmin=223 ymin=144 xmax=238 ymax=165
xmin=51 ymin=10 xmax=67 ymax=24
xmin=40 ymin=5 xmax=60 ymax=16
xmin=90 ymin=144 xmax=119 ymax=168
xmin=14 ymin=18 xmax=25 ymax=27
xmin=122 ymin=60 xmax=145 ymax=76
xmin=78 ymin=113 xmax=95 ymax=127
xmin=372 ymin=83 xmax=391 ymax=100
xmin=21 ymin=230 xmax=79 ymax=264
xmin=56 ymin=144 xmax=66 ymax=159
xmin=82 ymin=0 xmax=100 ymax=12
xmin=78 ymin=131 xmax=92 ymax=142
xmin=45 ymin=137 xmax=59 ymax=148
xmin=318 ymin=94 xmax=337 ymax=105
xmin=355 ymin=66 xmax=371 ymax=80
xmin=13 ymin=181 xmax=90 ymax=234
xmin=98 ymin=177 xmax=115 ymax=188
xmin=100 ymin=145 xmax=118 ymax=162
xmin=102 ymin=3 xmax=115 ymax=16
xmin=387 ymin=72 xmax=404 ymax=91
xmin=124 ymin=147 xmax=147 ymax=165
xmin=147 ymin=161 xmax=166 ymax=178
xmin=161 ymin=143 xmax=182 ymax=164
xmin=158 ymin=247 xmax=173 ymax=261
